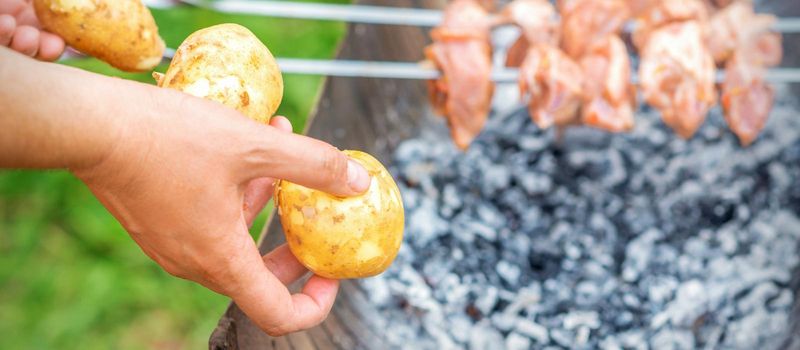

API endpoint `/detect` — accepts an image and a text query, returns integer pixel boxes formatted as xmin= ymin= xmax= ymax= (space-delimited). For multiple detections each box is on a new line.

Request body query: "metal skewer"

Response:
xmin=275 ymin=58 xmax=518 ymax=81
xmin=157 ymin=49 xmax=800 ymax=83
xmin=178 ymin=0 xmax=800 ymax=33
xmin=276 ymin=58 xmax=800 ymax=83
xmin=177 ymin=0 xmax=443 ymax=26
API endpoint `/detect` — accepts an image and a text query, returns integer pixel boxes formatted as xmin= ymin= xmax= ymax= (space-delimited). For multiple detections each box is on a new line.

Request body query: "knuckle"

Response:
xmin=319 ymin=146 xmax=348 ymax=186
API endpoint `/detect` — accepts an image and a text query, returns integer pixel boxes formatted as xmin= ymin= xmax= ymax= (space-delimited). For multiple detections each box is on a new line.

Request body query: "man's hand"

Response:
xmin=0 ymin=0 xmax=65 ymax=61
xmin=0 ymin=48 xmax=371 ymax=336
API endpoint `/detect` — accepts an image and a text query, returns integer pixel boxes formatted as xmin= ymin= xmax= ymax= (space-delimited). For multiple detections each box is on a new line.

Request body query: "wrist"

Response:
xmin=0 ymin=49 xmax=131 ymax=170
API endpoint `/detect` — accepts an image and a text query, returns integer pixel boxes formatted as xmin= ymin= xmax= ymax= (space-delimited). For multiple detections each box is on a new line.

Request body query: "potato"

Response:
xmin=153 ymin=24 xmax=283 ymax=123
xmin=276 ymin=150 xmax=405 ymax=279
xmin=33 ymin=0 xmax=165 ymax=72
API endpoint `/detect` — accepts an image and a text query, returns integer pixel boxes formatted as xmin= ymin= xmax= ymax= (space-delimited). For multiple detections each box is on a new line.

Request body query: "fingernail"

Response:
xmin=347 ymin=159 xmax=371 ymax=193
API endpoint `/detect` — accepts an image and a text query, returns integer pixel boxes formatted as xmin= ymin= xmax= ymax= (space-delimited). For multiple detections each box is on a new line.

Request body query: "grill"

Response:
xmin=209 ymin=1 xmax=800 ymax=349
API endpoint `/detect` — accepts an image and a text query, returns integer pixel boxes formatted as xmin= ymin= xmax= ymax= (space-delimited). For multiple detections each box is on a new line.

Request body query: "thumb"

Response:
xmin=241 ymin=123 xmax=371 ymax=197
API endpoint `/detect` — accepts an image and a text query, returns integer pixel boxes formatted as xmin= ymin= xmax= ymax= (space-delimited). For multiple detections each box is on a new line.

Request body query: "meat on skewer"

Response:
xmin=722 ymin=56 xmax=775 ymax=146
xmin=559 ymin=0 xmax=630 ymax=58
xmin=712 ymin=1 xmax=783 ymax=145
xmin=476 ymin=0 xmax=497 ymax=11
xmin=580 ymin=36 xmax=637 ymax=132
xmin=708 ymin=1 xmax=782 ymax=65
xmin=625 ymin=0 xmax=658 ymax=16
xmin=426 ymin=0 xmax=495 ymax=149
xmin=631 ymin=0 xmax=709 ymax=50
xmin=639 ymin=20 xmax=717 ymax=138
xmin=518 ymin=44 xmax=585 ymax=129
xmin=558 ymin=0 xmax=636 ymax=132
xmin=707 ymin=0 xmax=735 ymax=9
xmin=498 ymin=0 xmax=559 ymax=67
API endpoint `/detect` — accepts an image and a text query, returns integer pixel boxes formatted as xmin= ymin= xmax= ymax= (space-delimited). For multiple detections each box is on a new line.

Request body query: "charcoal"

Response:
xmin=650 ymin=328 xmax=695 ymax=349
xmin=771 ymin=289 xmax=793 ymax=310
xmin=573 ymin=281 xmax=601 ymax=307
xmin=483 ymin=165 xmax=512 ymax=194
xmin=716 ymin=225 xmax=739 ymax=255
xmin=505 ymin=332 xmax=532 ymax=350
xmin=598 ymin=336 xmax=623 ymax=350
xmin=496 ymin=260 xmax=522 ymax=286
xmin=450 ymin=315 xmax=473 ymax=344
xmin=618 ymin=330 xmax=646 ymax=349
xmin=474 ymin=286 xmax=499 ymax=316
xmin=408 ymin=199 xmax=448 ymax=247
xmin=514 ymin=318 xmax=550 ymax=344
xmin=613 ymin=310 xmax=634 ymax=329
xmin=660 ymin=279 xmax=708 ymax=327
xmin=441 ymin=184 xmax=462 ymax=214
xmin=738 ymin=282 xmax=781 ymax=315
xmin=490 ymin=313 xmax=516 ymax=332
xmin=707 ymin=256 xmax=735 ymax=281
xmin=359 ymin=84 xmax=800 ymax=348
xmin=361 ymin=275 xmax=391 ymax=306
xmin=621 ymin=228 xmax=662 ymax=282
xmin=722 ymin=309 xmax=788 ymax=349
xmin=519 ymin=135 xmax=549 ymax=152
xmin=645 ymin=276 xmax=679 ymax=306
xmin=468 ymin=322 xmax=504 ymax=350
xmin=563 ymin=311 xmax=600 ymax=330
xmin=549 ymin=328 xmax=574 ymax=348
xmin=518 ymin=172 xmax=554 ymax=195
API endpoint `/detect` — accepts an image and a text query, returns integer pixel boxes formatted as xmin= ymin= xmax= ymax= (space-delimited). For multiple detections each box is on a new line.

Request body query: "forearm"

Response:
xmin=0 ymin=47 xmax=153 ymax=170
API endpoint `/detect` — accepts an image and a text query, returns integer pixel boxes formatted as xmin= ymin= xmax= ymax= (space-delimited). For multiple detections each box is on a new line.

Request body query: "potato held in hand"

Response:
xmin=276 ymin=150 xmax=404 ymax=279
xmin=153 ymin=24 xmax=283 ymax=122
xmin=33 ymin=0 xmax=165 ymax=72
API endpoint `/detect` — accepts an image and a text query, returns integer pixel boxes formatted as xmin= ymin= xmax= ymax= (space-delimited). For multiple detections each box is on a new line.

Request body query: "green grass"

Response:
xmin=0 ymin=2 xmax=347 ymax=349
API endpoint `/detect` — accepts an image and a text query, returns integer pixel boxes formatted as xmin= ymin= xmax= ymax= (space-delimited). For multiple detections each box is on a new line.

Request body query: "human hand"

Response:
xmin=0 ymin=0 xmax=64 ymax=61
xmin=72 ymin=85 xmax=371 ymax=336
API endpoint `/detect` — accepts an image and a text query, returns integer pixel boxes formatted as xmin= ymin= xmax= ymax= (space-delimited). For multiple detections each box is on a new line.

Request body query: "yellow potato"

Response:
xmin=33 ymin=0 xmax=165 ymax=72
xmin=276 ymin=150 xmax=405 ymax=279
xmin=153 ymin=24 xmax=283 ymax=123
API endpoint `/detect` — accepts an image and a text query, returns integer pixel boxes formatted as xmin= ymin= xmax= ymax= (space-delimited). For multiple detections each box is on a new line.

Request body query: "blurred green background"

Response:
xmin=0 ymin=1 xmax=348 ymax=349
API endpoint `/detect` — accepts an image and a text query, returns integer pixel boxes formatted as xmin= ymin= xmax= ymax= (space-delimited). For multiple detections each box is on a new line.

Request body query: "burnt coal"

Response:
xmin=360 ymin=81 xmax=800 ymax=349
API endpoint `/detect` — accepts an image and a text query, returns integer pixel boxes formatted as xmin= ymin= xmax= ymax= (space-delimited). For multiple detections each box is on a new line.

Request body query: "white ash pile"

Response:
xmin=360 ymin=87 xmax=800 ymax=349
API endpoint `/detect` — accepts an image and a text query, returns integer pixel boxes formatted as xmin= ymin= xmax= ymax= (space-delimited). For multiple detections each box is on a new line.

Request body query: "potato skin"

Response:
xmin=153 ymin=24 xmax=283 ymax=123
xmin=33 ymin=0 xmax=165 ymax=72
xmin=276 ymin=150 xmax=405 ymax=279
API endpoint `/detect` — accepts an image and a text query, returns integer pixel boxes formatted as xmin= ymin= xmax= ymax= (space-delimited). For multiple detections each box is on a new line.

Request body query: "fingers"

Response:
xmin=243 ymin=177 xmax=275 ymax=226
xmin=0 ymin=10 xmax=63 ymax=61
xmin=13 ymin=4 xmax=39 ymax=27
xmin=37 ymin=31 xmax=64 ymax=61
xmin=284 ymin=275 xmax=339 ymax=333
xmin=229 ymin=247 xmax=339 ymax=336
xmin=262 ymin=244 xmax=308 ymax=285
xmin=270 ymin=115 xmax=292 ymax=133
xmin=9 ymin=25 xmax=38 ymax=57
xmin=0 ymin=15 xmax=15 ymax=47
xmin=245 ymin=125 xmax=371 ymax=197
xmin=0 ymin=1 xmax=27 ymax=20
